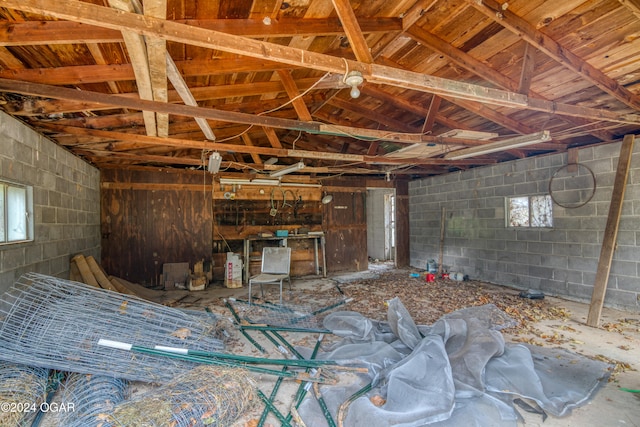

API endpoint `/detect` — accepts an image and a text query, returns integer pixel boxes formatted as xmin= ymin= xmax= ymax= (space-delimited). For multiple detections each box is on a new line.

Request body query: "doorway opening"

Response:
xmin=366 ymin=188 xmax=396 ymax=264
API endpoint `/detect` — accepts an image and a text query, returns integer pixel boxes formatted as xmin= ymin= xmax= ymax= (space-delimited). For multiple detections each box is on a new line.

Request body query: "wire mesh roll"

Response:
xmin=0 ymin=273 xmax=225 ymax=383
xmin=56 ymin=373 xmax=129 ymax=427
xmin=0 ymin=362 xmax=50 ymax=427
xmin=104 ymin=366 xmax=256 ymax=427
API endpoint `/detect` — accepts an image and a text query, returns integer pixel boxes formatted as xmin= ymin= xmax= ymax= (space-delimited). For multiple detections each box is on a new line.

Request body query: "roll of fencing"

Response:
xmin=0 ymin=273 xmax=225 ymax=384
xmin=0 ymin=362 xmax=50 ymax=427
xmin=56 ymin=373 xmax=129 ymax=427
xmin=103 ymin=366 xmax=256 ymax=427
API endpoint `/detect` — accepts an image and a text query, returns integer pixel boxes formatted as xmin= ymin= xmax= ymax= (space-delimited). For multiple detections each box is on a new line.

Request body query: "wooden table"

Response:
xmin=243 ymin=233 xmax=326 ymax=284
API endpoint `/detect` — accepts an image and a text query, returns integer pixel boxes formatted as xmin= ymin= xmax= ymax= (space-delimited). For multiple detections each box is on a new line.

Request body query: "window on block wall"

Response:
xmin=0 ymin=180 xmax=34 ymax=244
xmin=506 ymin=195 xmax=553 ymax=228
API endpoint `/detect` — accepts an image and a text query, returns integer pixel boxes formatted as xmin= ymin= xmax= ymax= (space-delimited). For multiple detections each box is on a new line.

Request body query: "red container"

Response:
xmin=426 ymin=273 xmax=435 ymax=282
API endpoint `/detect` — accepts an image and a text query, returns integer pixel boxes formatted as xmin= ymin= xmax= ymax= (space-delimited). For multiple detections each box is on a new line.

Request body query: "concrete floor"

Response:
xmin=507 ymin=298 xmax=640 ymax=427
xmin=32 ymin=266 xmax=638 ymax=427
xmin=172 ymin=269 xmax=640 ymax=427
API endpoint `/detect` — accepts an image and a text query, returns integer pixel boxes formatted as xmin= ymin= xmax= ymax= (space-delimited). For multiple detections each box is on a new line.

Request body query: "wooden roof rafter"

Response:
xmin=0 ymin=0 xmax=637 ymax=176
xmin=467 ymin=0 xmax=640 ymax=111
xmin=0 ymin=18 xmax=404 ymax=46
xmin=40 ymin=123 xmax=493 ymax=168
xmin=2 ymin=0 xmax=637 ymax=126
xmin=404 ymin=26 xmax=616 ymax=142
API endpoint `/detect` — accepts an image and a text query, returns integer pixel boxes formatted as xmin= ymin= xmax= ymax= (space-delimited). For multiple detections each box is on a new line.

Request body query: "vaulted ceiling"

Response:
xmin=0 ymin=0 xmax=639 ymax=180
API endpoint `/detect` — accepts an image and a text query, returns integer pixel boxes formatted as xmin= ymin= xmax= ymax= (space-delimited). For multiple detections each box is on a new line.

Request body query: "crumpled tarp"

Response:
xmin=298 ymin=299 xmax=612 ymax=427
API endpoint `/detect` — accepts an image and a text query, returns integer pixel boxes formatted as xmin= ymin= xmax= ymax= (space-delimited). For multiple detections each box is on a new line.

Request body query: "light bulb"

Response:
xmin=350 ymin=85 xmax=361 ymax=99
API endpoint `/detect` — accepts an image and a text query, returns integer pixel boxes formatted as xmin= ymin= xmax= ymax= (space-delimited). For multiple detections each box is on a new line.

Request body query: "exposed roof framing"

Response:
xmin=0 ymin=0 xmax=637 ymax=179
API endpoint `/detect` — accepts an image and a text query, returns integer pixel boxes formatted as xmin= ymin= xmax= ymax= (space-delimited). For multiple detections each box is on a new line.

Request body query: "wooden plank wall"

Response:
xmin=322 ymin=180 xmax=368 ymax=273
xmin=100 ymin=169 xmax=400 ymax=284
xmin=395 ymin=179 xmax=410 ymax=267
xmin=101 ymin=168 xmax=213 ymax=285
xmin=212 ymin=183 xmax=325 ymax=279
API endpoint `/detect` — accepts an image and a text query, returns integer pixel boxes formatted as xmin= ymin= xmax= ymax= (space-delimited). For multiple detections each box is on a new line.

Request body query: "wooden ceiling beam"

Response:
xmin=4 ymin=78 xmax=497 ymax=146
xmin=76 ymin=148 xmax=204 ymax=167
xmin=39 ymin=123 xmax=485 ymax=166
xmin=107 ymin=0 xmax=157 ymax=136
xmin=143 ymin=0 xmax=169 ymax=137
xmin=4 ymin=78 xmax=330 ymax=115
xmin=277 ymin=69 xmax=313 ymax=121
xmin=330 ymin=0 xmax=374 ymax=64
xmin=85 ymin=43 xmax=123 ymax=97
xmin=2 ymin=0 xmax=637 ymax=125
xmin=166 ymin=54 xmax=216 ymax=141
xmin=518 ymin=43 xmax=536 ymax=95
xmin=0 ymin=18 xmax=402 ymax=46
xmin=326 ymin=97 xmax=420 ymax=133
xmin=327 ymin=0 xmax=373 ymax=160
xmin=406 ymin=26 xmax=518 ymax=92
xmin=0 ymin=58 xmax=303 ymax=85
xmin=358 ymin=85 xmax=470 ymax=134
xmin=468 ymin=0 xmax=640 ymax=111
xmin=405 ymin=26 xmax=616 ymax=142
xmin=422 ymin=95 xmax=441 ymax=133
xmin=262 ymin=127 xmax=283 ymax=149
xmin=240 ymin=133 xmax=264 ymax=165
xmin=443 ymin=96 xmax=541 ymax=135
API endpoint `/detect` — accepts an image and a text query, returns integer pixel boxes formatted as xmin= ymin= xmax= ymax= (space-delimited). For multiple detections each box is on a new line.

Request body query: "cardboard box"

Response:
xmin=188 ymin=275 xmax=207 ymax=291
xmin=163 ymin=262 xmax=190 ymax=290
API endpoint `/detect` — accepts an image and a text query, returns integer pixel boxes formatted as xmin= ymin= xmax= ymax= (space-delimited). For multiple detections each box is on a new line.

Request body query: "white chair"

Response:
xmin=248 ymin=247 xmax=292 ymax=304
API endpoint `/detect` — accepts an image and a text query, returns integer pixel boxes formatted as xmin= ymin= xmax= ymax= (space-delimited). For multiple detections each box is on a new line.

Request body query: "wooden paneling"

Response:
xmin=99 ymin=167 xmax=401 ymax=281
xmin=101 ymin=169 xmax=213 ymax=285
xmin=212 ymin=185 xmax=323 ymax=241
xmin=395 ymin=179 xmax=410 ymax=267
xmin=212 ymin=183 xmax=324 ymax=278
xmin=322 ymin=187 xmax=368 ymax=273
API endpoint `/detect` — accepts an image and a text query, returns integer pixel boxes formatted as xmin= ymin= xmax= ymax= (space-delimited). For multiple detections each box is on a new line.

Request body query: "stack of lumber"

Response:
xmin=69 ymin=254 xmax=152 ymax=299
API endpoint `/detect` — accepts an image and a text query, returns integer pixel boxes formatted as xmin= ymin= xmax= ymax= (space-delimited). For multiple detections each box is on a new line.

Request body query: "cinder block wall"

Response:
xmin=410 ymin=138 xmax=640 ymax=312
xmin=0 ymin=112 xmax=100 ymax=293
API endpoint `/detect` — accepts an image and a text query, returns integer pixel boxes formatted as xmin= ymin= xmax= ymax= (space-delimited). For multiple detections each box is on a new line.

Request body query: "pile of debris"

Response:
xmin=0 ymin=273 xmax=253 ymax=426
xmin=0 ymin=269 xmax=622 ymax=426
xmin=70 ymin=253 xmax=156 ymax=299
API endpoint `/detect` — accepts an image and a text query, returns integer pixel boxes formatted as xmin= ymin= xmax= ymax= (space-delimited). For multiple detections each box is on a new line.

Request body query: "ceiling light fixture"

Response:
xmin=444 ymin=131 xmax=551 ymax=160
xmin=218 ymin=178 xmax=320 ymax=188
xmin=250 ymin=179 xmax=280 ymax=186
xmin=219 ymin=178 xmax=250 ymax=185
xmin=439 ymin=129 xmax=499 ymax=140
xmin=269 ymin=161 xmax=305 ymax=178
xmin=344 ymin=70 xmax=364 ymax=99
xmin=207 ymin=152 xmax=221 ymax=174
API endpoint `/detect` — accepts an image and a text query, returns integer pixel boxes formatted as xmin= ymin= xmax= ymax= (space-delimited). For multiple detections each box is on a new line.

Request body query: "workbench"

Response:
xmin=243 ymin=233 xmax=326 ymax=284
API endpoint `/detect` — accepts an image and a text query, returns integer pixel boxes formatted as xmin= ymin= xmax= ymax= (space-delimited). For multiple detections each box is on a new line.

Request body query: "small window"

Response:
xmin=0 ymin=180 xmax=33 ymax=244
xmin=507 ymin=195 xmax=552 ymax=228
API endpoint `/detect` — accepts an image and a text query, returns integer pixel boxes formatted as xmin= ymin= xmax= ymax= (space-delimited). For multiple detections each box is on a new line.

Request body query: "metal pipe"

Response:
xmin=256 ymin=389 xmax=292 ymax=427
xmin=97 ymin=339 xmax=330 ymax=383
xmin=221 ymin=302 xmax=266 ymax=353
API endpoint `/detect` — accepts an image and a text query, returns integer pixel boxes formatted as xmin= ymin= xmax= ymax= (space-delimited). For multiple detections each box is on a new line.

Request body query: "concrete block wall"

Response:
xmin=410 ymin=138 xmax=640 ymax=312
xmin=0 ymin=112 xmax=100 ymax=293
